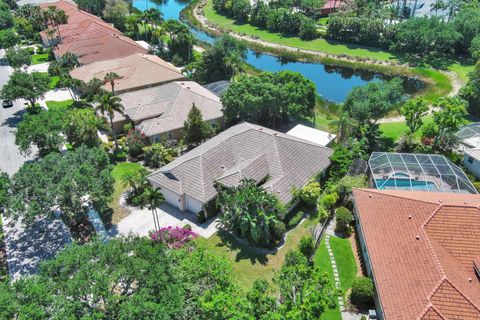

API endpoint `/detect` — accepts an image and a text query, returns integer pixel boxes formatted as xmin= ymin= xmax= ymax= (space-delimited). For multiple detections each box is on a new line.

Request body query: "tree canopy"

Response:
xmin=183 ymin=104 xmax=214 ymax=147
xmin=0 ymin=71 xmax=49 ymax=107
xmin=221 ymin=70 xmax=316 ymax=128
xmin=4 ymin=146 xmax=114 ymax=225
xmin=5 ymin=47 xmax=31 ymax=69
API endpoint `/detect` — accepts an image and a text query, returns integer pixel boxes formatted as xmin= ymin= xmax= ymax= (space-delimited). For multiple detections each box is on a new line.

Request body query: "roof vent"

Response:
xmin=220 ymin=165 xmax=225 ymax=170
xmin=368 ymin=194 xmax=372 ymax=198
xmin=258 ymin=128 xmax=263 ymax=131
xmin=273 ymin=132 xmax=278 ymax=136
xmin=416 ymin=235 xmax=420 ymax=240
xmin=438 ymin=200 xmax=443 ymax=203
xmin=408 ymin=215 xmax=412 ymax=220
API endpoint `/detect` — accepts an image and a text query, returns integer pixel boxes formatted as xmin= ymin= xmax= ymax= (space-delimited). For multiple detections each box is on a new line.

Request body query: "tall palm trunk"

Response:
xmin=109 ymin=114 xmax=118 ymax=149
xmin=412 ymin=0 xmax=418 ymax=17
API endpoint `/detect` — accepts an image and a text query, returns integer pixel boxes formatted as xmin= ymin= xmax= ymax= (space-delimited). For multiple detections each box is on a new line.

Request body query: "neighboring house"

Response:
xmin=352 ymin=188 xmax=480 ymax=320
xmin=456 ymin=123 xmax=480 ymax=150
xmin=70 ymin=53 xmax=185 ymax=94
xmin=368 ymin=152 xmax=477 ymax=194
xmin=53 ymin=34 xmax=147 ymax=65
xmin=286 ymin=124 xmax=336 ymax=147
xmin=464 ymin=149 xmax=480 ymax=180
xmin=17 ymin=0 xmax=74 ymax=6
xmin=40 ymin=19 xmax=119 ymax=47
xmin=113 ymin=81 xmax=223 ymax=139
xmin=148 ymin=122 xmax=333 ymax=214
xmin=39 ymin=0 xmax=106 ymax=25
xmin=320 ymin=0 xmax=344 ymax=15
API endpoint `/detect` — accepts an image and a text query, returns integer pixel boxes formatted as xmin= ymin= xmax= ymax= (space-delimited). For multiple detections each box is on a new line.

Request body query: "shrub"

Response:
xmin=298 ymin=235 xmax=315 ymax=258
xmin=143 ymin=143 xmax=176 ymax=169
xmin=271 ymin=220 xmax=286 ymax=240
xmin=335 ymin=206 xmax=352 ymax=236
xmin=350 ymin=276 xmax=374 ymax=307
xmin=336 ymin=175 xmax=367 ymax=205
xmin=318 ymin=205 xmax=330 ymax=222
xmin=319 ymin=192 xmax=339 ymax=212
xmin=474 ymin=181 xmax=480 ymax=193
xmin=125 ymin=129 xmax=149 ymax=159
xmin=297 ymin=181 xmax=321 ymax=207
xmin=183 ymin=224 xmax=192 ymax=231
xmin=197 ymin=211 xmax=207 ymax=224
xmin=150 ymin=226 xmax=198 ymax=249
xmin=287 ymin=210 xmax=303 ymax=228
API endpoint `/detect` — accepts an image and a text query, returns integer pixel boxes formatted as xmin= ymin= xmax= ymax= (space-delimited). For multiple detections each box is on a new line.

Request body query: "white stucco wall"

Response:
xmin=464 ymin=154 xmax=480 ymax=180
xmin=185 ymin=195 xmax=203 ymax=214
xmin=160 ymin=187 xmax=182 ymax=210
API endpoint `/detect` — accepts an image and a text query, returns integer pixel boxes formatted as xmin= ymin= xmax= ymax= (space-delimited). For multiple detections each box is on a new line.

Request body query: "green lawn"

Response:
xmin=49 ymin=75 xmax=60 ymax=89
xmin=31 ymin=52 xmax=50 ymax=65
xmin=203 ymin=0 xmax=474 ymax=79
xmin=196 ymin=214 xmax=318 ymax=290
xmin=110 ymin=162 xmax=145 ymax=225
xmin=45 ymin=99 xmax=73 ymax=111
xmin=314 ymin=237 xmax=342 ymax=320
xmin=329 ymin=236 xmax=357 ymax=294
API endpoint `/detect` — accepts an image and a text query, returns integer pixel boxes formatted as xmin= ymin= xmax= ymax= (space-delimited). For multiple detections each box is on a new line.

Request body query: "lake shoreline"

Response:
xmin=182 ymin=0 xmax=459 ymax=102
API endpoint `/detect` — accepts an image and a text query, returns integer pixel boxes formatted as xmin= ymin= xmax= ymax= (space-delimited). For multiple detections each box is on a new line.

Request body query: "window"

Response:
xmin=468 ymin=157 xmax=474 ymax=164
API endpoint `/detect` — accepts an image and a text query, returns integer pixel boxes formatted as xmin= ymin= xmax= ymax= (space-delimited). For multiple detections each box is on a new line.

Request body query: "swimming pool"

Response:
xmin=375 ymin=178 xmax=437 ymax=191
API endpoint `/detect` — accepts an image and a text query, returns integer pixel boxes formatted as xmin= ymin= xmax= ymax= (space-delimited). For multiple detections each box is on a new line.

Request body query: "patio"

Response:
xmin=115 ymin=201 xmax=219 ymax=238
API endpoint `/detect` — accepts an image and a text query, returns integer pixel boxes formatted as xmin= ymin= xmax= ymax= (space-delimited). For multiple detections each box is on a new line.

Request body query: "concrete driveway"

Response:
xmin=0 ymin=49 xmax=36 ymax=176
xmin=116 ymin=201 xmax=219 ymax=238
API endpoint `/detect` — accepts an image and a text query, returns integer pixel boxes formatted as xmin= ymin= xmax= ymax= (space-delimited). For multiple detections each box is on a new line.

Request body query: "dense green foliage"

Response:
xmin=334 ymin=206 xmax=352 ymax=236
xmin=183 ymin=104 xmax=215 ymax=147
xmin=460 ymin=70 xmax=480 ymax=116
xmin=5 ymin=47 xmax=31 ymax=69
xmin=222 ymin=70 xmax=316 ymax=128
xmin=213 ymin=0 xmax=320 ymax=40
xmin=299 ymin=235 xmax=315 ymax=258
xmin=430 ymin=97 xmax=468 ymax=149
xmin=0 ymin=172 xmax=9 ymax=211
xmin=295 ymin=180 xmax=321 ymax=207
xmin=74 ymin=0 xmax=107 ymax=16
xmin=125 ymin=129 xmax=149 ymax=159
xmin=16 ymin=106 xmax=102 ymax=156
xmin=217 ymin=179 xmax=286 ymax=247
xmin=0 ymin=0 xmax=13 ymax=29
xmin=143 ymin=143 xmax=177 ymax=169
xmin=4 ymin=146 xmax=114 ymax=225
xmin=102 ymin=0 xmax=130 ymax=31
xmin=350 ymin=276 xmax=374 ymax=307
xmin=159 ymin=20 xmax=195 ymax=65
xmin=189 ymin=35 xmax=246 ymax=83
xmin=400 ymin=98 xmax=429 ymax=134
xmin=0 ymin=71 xmax=49 ymax=108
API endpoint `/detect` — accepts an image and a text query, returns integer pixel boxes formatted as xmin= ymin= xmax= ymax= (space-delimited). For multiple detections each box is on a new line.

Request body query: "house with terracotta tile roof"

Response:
xmin=70 ymin=53 xmax=186 ymax=94
xmin=39 ymin=0 xmax=105 ymax=25
xmin=112 ymin=81 xmax=223 ymax=139
xmin=148 ymin=122 xmax=333 ymax=213
xmin=352 ymin=188 xmax=480 ymax=320
xmin=53 ymin=33 xmax=148 ymax=65
xmin=40 ymin=19 xmax=118 ymax=47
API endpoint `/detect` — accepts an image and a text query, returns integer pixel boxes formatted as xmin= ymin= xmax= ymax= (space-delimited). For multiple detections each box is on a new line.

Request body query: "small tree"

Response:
xmin=143 ymin=143 xmax=176 ymax=168
xmin=125 ymin=129 xmax=149 ymax=159
xmin=143 ymin=186 xmax=165 ymax=233
xmin=95 ymin=93 xmax=125 ymax=150
xmin=183 ymin=104 xmax=214 ymax=147
xmin=298 ymin=235 xmax=315 ymax=258
xmin=432 ymin=97 xmax=467 ymax=148
xmin=335 ymin=206 xmax=352 ymax=236
xmin=0 ymin=171 xmax=10 ymax=211
xmin=296 ymin=180 xmax=321 ymax=207
xmin=350 ymin=277 xmax=374 ymax=307
xmin=103 ymin=72 xmax=121 ymax=94
xmin=0 ymin=71 xmax=49 ymax=108
xmin=400 ymin=98 xmax=429 ymax=134
xmin=5 ymin=47 xmax=31 ymax=69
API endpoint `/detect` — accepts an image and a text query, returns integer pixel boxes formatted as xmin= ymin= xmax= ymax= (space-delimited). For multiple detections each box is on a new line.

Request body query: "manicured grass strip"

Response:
xmin=329 ymin=236 xmax=357 ymax=293
xmin=110 ymin=162 xmax=144 ymax=225
xmin=45 ymin=99 xmax=73 ymax=111
xmin=49 ymin=75 xmax=60 ymax=89
xmin=314 ymin=237 xmax=342 ymax=320
xmin=31 ymin=52 xmax=50 ymax=65
xmin=196 ymin=214 xmax=318 ymax=290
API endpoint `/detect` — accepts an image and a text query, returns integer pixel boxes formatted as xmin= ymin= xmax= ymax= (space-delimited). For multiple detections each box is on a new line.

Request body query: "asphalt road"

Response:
xmin=0 ymin=49 xmax=36 ymax=176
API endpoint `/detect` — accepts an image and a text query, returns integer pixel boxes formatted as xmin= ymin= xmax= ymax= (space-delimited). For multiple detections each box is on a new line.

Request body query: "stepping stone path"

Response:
xmin=325 ymin=232 xmax=345 ymax=311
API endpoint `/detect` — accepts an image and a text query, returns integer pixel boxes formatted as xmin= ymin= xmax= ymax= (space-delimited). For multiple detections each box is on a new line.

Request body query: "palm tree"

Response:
xmin=95 ymin=93 xmax=124 ymax=150
xmin=144 ymin=187 xmax=165 ymax=233
xmin=84 ymin=78 xmax=107 ymax=102
xmin=103 ymin=72 xmax=121 ymax=95
xmin=126 ymin=14 xmax=141 ymax=40
xmin=223 ymin=52 xmax=243 ymax=79
xmin=430 ymin=0 xmax=445 ymax=16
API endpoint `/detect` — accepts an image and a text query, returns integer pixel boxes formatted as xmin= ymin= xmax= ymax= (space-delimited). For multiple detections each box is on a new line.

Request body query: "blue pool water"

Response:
xmin=375 ymin=179 xmax=437 ymax=191
xmin=133 ymin=0 xmax=423 ymax=102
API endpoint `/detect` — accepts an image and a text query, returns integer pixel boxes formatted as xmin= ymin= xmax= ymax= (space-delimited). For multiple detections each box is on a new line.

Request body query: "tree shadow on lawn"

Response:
xmin=215 ymin=229 xmax=270 ymax=266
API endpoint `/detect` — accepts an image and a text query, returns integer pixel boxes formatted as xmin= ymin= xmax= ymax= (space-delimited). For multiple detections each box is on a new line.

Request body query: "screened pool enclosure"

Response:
xmin=456 ymin=123 xmax=480 ymax=149
xmin=368 ymin=152 xmax=477 ymax=194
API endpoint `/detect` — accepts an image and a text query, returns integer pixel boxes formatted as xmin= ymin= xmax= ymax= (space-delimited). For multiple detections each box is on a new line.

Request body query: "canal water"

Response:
xmin=133 ymin=0 xmax=422 ymax=102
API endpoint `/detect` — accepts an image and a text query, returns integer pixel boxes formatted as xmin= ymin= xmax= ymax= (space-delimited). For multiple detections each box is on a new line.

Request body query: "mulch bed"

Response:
xmin=68 ymin=215 xmax=96 ymax=244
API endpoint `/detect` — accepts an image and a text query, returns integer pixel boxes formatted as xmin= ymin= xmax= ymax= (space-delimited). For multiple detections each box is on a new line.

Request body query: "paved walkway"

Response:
xmin=87 ymin=207 xmax=109 ymax=241
xmin=27 ymin=62 xmax=50 ymax=73
xmin=116 ymin=199 xmax=219 ymax=238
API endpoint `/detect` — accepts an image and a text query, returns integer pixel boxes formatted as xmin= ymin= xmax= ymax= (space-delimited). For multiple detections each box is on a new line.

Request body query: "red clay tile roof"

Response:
xmin=40 ymin=20 xmax=119 ymax=45
xmin=352 ymin=189 xmax=480 ymax=320
xmin=54 ymin=34 xmax=147 ymax=65
xmin=40 ymin=1 xmax=105 ymax=25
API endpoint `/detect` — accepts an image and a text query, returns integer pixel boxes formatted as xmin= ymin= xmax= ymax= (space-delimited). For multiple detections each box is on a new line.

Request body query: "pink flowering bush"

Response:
xmin=150 ymin=226 xmax=198 ymax=249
